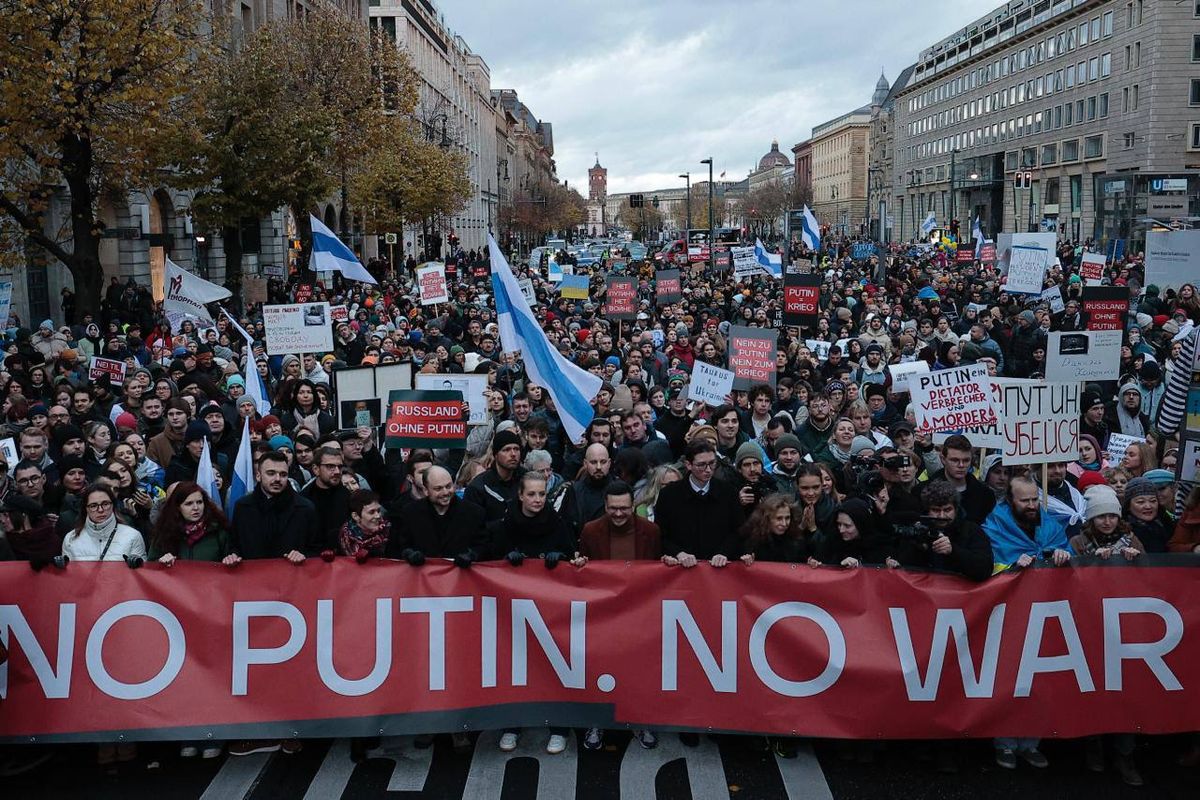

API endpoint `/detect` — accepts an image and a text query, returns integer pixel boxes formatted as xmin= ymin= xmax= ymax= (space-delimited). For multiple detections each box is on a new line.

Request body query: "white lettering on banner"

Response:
xmin=888 ymin=606 xmax=1006 ymax=701
xmin=316 ymin=598 xmax=393 ymax=696
xmin=1102 ymin=598 xmax=1184 ymax=691
xmin=749 ymin=603 xmax=845 ymax=697
xmin=400 ymin=596 xmax=474 ymax=691
xmin=1001 ymin=382 xmax=1080 ymax=465
xmin=511 ymin=599 xmax=587 ymax=690
xmin=662 ymin=600 xmax=737 ymax=693
xmin=86 ymin=601 xmax=186 ymax=700
xmin=481 ymin=595 xmax=497 ymax=688
xmin=232 ymin=601 xmax=307 ymax=696
xmin=1014 ymin=601 xmax=1096 ymax=698
xmin=0 ymin=604 xmax=76 ymax=699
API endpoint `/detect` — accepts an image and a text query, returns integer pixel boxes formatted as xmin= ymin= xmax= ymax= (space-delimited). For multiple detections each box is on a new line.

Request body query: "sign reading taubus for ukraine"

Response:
xmin=0 ymin=561 xmax=1196 ymax=743
xmin=384 ymin=389 xmax=465 ymax=449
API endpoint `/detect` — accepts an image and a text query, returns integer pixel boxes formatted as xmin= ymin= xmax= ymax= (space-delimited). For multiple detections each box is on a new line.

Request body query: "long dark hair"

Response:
xmin=150 ymin=482 xmax=228 ymax=555
xmin=740 ymin=494 xmax=803 ymax=548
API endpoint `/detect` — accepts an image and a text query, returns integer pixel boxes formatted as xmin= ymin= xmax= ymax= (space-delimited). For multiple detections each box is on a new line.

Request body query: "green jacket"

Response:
xmin=148 ymin=521 xmax=230 ymax=562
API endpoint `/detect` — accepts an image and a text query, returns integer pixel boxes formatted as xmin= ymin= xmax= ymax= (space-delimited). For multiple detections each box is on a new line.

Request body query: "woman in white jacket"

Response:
xmin=61 ymin=484 xmax=147 ymax=770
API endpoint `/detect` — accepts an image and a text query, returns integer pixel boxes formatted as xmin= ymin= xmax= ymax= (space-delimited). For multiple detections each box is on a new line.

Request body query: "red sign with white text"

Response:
xmin=0 ymin=561 xmax=1196 ymax=743
xmin=782 ymin=273 xmax=821 ymax=328
xmin=1082 ymin=286 xmax=1128 ymax=331
xmin=727 ymin=325 xmax=777 ymax=389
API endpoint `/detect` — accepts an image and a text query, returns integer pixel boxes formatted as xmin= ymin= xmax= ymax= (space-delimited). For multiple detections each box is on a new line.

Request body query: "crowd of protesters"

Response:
xmin=0 ymin=232 xmax=1197 ymax=784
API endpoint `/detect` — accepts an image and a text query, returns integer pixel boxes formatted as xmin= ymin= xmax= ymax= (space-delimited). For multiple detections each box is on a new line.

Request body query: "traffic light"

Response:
xmin=1014 ymin=172 xmax=1032 ymax=189
xmin=652 ymin=195 xmax=660 ymax=208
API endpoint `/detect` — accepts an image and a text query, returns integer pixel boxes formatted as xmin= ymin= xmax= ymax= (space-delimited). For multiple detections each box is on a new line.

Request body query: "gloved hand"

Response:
xmin=506 ymin=550 xmax=525 ymax=566
xmin=320 ymin=549 xmax=336 ymax=563
xmin=52 ymin=555 xmax=70 ymax=569
xmin=123 ymin=554 xmax=144 ymax=569
xmin=543 ymin=551 xmax=564 ymax=569
xmin=354 ymin=549 xmax=370 ymax=564
xmin=402 ymin=548 xmax=426 ymax=566
xmin=453 ymin=552 xmax=474 ymax=568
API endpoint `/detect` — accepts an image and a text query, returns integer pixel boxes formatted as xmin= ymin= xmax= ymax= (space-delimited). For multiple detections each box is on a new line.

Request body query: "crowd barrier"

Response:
xmin=0 ymin=558 xmax=1197 ymax=742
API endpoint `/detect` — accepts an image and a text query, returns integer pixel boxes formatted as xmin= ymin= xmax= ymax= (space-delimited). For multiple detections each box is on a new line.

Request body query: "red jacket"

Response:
xmin=579 ymin=515 xmax=661 ymax=561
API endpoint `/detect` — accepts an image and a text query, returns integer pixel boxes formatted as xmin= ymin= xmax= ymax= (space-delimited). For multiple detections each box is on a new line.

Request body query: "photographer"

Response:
xmin=875 ymin=446 xmax=922 ymax=526
xmin=733 ymin=443 xmax=778 ymax=521
xmin=893 ymin=480 xmax=993 ymax=581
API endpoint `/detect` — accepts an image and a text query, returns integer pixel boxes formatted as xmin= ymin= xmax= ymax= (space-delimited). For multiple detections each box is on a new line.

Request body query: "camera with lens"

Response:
xmin=881 ymin=454 xmax=911 ymax=471
xmin=849 ymin=453 xmax=879 ymax=479
xmin=895 ymin=516 xmax=941 ymax=546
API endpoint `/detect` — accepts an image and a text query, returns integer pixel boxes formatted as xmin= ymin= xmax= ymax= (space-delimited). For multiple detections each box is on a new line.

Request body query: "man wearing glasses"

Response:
xmin=654 ymin=441 xmax=742 ymax=568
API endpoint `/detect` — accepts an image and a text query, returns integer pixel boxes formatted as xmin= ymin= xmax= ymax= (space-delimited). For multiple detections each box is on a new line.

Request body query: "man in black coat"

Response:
xmin=388 ymin=466 xmax=488 ymax=565
xmin=464 ymin=429 xmax=526 ymax=522
xmin=225 ymin=451 xmax=320 ymax=563
xmin=655 ymin=441 xmax=743 ymax=567
xmin=301 ymin=446 xmax=351 ymax=555
xmin=927 ymin=434 xmax=996 ymax=526
xmin=895 ymin=480 xmax=994 ymax=581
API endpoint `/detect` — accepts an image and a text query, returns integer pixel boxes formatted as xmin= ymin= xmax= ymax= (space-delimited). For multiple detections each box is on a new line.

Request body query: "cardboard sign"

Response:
xmin=911 ymin=364 xmax=996 ymax=435
xmin=1145 ymin=230 xmax=1200 ymax=291
xmin=655 ymin=269 xmax=682 ymax=304
xmin=605 ymin=277 xmax=637 ymax=321
xmin=1045 ymin=330 xmax=1122 ymax=382
xmin=686 ymin=360 xmax=735 ymax=407
xmin=1000 ymin=381 xmax=1080 ymax=465
xmin=329 ymin=305 xmax=350 ymax=323
xmin=887 ymin=360 xmax=931 ymax=394
xmin=1081 ymin=286 xmax=1128 ymax=331
xmin=263 ymin=302 xmax=334 ymax=355
xmin=783 ymin=273 xmax=821 ymax=328
xmin=88 ymin=357 xmax=127 ymax=384
xmin=415 ymin=373 xmax=488 ymax=426
xmin=1040 ymin=286 xmax=1065 ymax=314
xmin=384 ymin=390 xmax=466 ymax=449
xmin=243 ymin=276 xmax=268 ymax=307
xmin=1006 ymin=245 xmax=1049 ymax=294
xmin=1105 ymin=433 xmax=1144 ymax=464
xmin=1079 ymin=252 xmax=1106 ymax=285
xmin=0 ymin=437 xmax=18 ymax=469
xmin=518 ymin=278 xmax=536 ymax=306
xmin=417 ymin=263 xmax=448 ymax=306
xmin=727 ymin=325 xmax=776 ymax=389
xmin=560 ymin=274 xmax=589 ymax=300
xmin=731 ymin=246 xmax=758 ymax=278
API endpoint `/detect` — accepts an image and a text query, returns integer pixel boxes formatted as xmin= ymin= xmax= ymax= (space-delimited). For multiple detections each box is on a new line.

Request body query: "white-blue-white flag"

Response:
xmin=799 ymin=205 xmax=821 ymax=251
xmin=309 ymin=214 xmax=377 ymax=285
xmin=920 ymin=212 xmax=938 ymax=236
xmin=488 ymin=234 xmax=601 ymax=442
xmin=753 ymin=238 xmax=782 ymax=277
xmin=226 ymin=417 xmax=255 ymax=520
xmin=972 ymin=217 xmax=985 ymax=259
xmin=221 ymin=308 xmax=271 ymax=415
xmin=196 ymin=434 xmax=220 ymax=506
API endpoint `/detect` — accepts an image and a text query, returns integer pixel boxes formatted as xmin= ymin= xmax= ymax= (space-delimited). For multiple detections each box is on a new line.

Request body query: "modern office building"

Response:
xmin=891 ymin=0 xmax=1200 ymax=249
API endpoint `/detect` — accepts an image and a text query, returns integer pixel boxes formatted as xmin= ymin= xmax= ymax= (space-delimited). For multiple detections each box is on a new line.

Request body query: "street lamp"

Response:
xmin=679 ymin=173 xmax=691 ymax=234
xmin=700 ymin=158 xmax=714 ymax=271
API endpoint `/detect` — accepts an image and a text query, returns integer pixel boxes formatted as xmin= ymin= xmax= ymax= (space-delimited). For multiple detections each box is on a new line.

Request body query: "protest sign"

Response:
xmin=1006 ymin=245 xmax=1049 ymax=294
xmin=1081 ymin=286 xmax=1128 ymax=331
xmin=712 ymin=249 xmax=731 ymax=271
xmin=243 ymin=276 xmax=268 ymax=307
xmin=1045 ymin=330 xmax=1122 ymax=381
xmin=294 ymin=284 xmax=314 ymax=302
xmin=1105 ymin=433 xmax=1144 ymax=465
xmin=731 ymin=246 xmax=758 ymax=278
xmin=384 ymin=390 xmax=466 ymax=449
xmin=559 ymin=274 xmax=589 ymax=300
xmin=518 ymin=278 xmax=536 ymax=306
xmin=1187 ymin=385 xmax=1200 ymax=434
xmin=332 ymin=363 xmax=413 ymax=428
xmin=978 ymin=241 xmax=997 ymax=264
xmin=1180 ymin=437 xmax=1200 ymax=484
xmin=0 ymin=437 xmax=18 ymax=469
xmin=263 ymin=302 xmax=334 ymax=355
xmin=604 ymin=277 xmax=637 ymax=321
xmin=655 ymin=269 xmax=682 ymax=304
xmin=2 ymin=561 xmax=1198 ymax=744
xmin=1039 ymin=286 xmax=1064 ymax=314
xmin=417 ymin=263 xmax=449 ymax=306
xmin=329 ymin=304 xmax=349 ymax=324
xmin=262 ymin=262 xmax=286 ymax=278
xmin=1145 ymin=230 xmax=1200 ymax=291
xmin=783 ymin=273 xmax=821 ymax=327
xmin=852 ymin=243 xmax=878 ymax=261
xmin=1000 ymin=381 xmax=1080 ymax=465
xmin=88 ymin=357 xmax=127 ymax=384
xmin=1079 ymin=252 xmax=1106 ymax=285
xmin=415 ymin=373 xmax=488 ymax=425
xmin=338 ymin=398 xmax=383 ymax=430
xmin=955 ymin=246 xmax=975 ymax=264
xmin=887 ymin=360 xmax=930 ymax=394
xmin=547 ymin=260 xmax=563 ymax=282
xmin=0 ymin=281 xmax=12 ymax=325
xmin=727 ymin=325 xmax=776 ymax=389
xmin=804 ymin=339 xmax=832 ymax=363
xmin=686 ymin=360 xmax=735 ymax=407
xmin=911 ymin=364 xmax=996 ymax=435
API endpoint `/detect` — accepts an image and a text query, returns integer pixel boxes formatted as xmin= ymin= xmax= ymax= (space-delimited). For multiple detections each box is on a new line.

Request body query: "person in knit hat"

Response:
xmin=1123 ymin=476 xmax=1172 ymax=552
xmin=733 ymin=441 xmax=776 ymax=520
xmin=463 ymin=428 xmax=525 ymax=522
xmin=1071 ymin=484 xmax=1142 ymax=559
xmin=769 ymin=433 xmax=804 ymax=495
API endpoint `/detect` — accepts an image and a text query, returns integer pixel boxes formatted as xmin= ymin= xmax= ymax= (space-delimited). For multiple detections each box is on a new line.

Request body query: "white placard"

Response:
xmin=1145 ymin=230 xmax=1200 ymax=291
xmin=0 ymin=437 xmax=17 ymax=469
xmin=417 ymin=263 xmax=448 ymax=306
xmin=1006 ymin=245 xmax=1049 ymax=294
xmin=1045 ymin=330 xmax=1123 ymax=382
xmin=732 ymin=246 xmax=758 ymax=278
xmin=1105 ymin=433 xmax=1144 ymax=465
xmin=1040 ymin=286 xmax=1064 ymax=314
xmin=933 ymin=377 xmax=1036 ymax=450
xmin=1180 ymin=438 xmax=1200 ymax=484
xmin=1000 ymin=381 xmax=1080 ymax=465
xmin=687 ymin=360 xmax=735 ymax=407
xmin=887 ymin=360 xmax=931 ymax=394
xmin=804 ymin=339 xmax=831 ymax=362
xmin=1079 ymin=252 xmax=1106 ymax=286
xmin=263 ymin=302 xmax=335 ymax=355
xmin=519 ymin=278 xmax=536 ymax=305
xmin=911 ymin=364 xmax=996 ymax=435
xmin=415 ymin=373 xmax=488 ymax=425
xmin=0 ymin=281 xmax=12 ymax=325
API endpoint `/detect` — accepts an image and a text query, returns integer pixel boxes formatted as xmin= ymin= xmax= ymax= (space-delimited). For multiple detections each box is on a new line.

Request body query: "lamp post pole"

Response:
xmin=701 ymin=158 xmax=714 ymax=270
xmin=950 ymin=148 xmax=959 ymax=229
xmin=679 ymin=173 xmax=691 ymax=235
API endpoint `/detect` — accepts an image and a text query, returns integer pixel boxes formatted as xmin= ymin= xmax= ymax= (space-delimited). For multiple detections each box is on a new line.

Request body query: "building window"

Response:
xmin=1103 ymin=11 xmax=1113 ymax=36
xmin=1099 ymin=92 xmax=1109 ymax=117
xmin=1054 ymin=105 xmax=1063 ymax=127
xmin=1089 ymin=57 xmax=1099 ymax=81
xmin=1194 ymin=34 xmax=1200 ymax=62
xmin=1135 ymin=42 xmax=1141 ymax=68
xmin=1006 ymin=150 xmax=1018 ymax=171
xmin=1071 ymin=174 xmax=1082 ymax=211
xmin=1021 ymin=147 xmax=1037 ymax=168
xmin=1087 ymin=97 xmax=1097 ymax=121
xmin=1079 ymin=22 xmax=1089 ymax=47
xmin=1076 ymin=99 xmax=1085 ymax=120
xmin=1066 ymin=65 xmax=1075 ymax=88
xmin=1065 ymin=102 xmax=1073 ymax=125
xmin=1063 ymin=139 xmax=1080 ymax=162
xmin=1100 ymin=53 xmax=1111 ymax=77
xmin=1085 ymin=134 xmax=1104 ymax=158
xmin=1091 ymin=17 xmax=1101 ymax=41
xmin=1042 ymin=143 xmax=1058 ymax=165
xmin=1133 ymin=84 xmax=1140 ymax=111
xmin=1190 ymin=123 xmax=1200 ymax=150
xmin=1123 ymin=87 xmax=1130 ymax=112
xmin=1123 ymin=132 xmax=1136 ymax=149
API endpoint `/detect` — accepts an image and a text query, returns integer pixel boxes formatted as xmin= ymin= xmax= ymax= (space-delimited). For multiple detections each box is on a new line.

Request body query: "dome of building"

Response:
xmin=872 ymin=71 xmax=890 ymax=106
xmin=757 ymin=140 xmax=791 ymax=171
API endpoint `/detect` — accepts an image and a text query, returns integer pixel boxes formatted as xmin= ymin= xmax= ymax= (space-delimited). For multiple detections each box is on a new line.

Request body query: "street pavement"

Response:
xmin=2 ymin=732 xmax=1197 ymax=798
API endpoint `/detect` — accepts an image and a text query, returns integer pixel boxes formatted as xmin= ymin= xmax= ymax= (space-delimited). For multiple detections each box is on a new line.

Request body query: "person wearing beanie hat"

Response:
xmin=1072 ymin=485 xmax=1143 ymax=563
xmin=184 ymin=420 xmax=211 ymax=445
xmin=769 ymin=433 xmax=806 ymax=495
xmin=463 ymin=428 xmax=526 ymax=522
xmin=114 ymin=411 xmax=138 ymax=434
xmin=732 ymin=440 xmax=777 ymax=519
xmin=981 ymin=453 xmax=1008 ymax=496
xmin=1008 ymin=308 xmax=1046 ymax=378
xmin=268 ymin=434 xmax=293 ymax=451
xmin=1111 ymin=382 xmax=1149 ymax=438
xmin=849 ymin=436 xmax=876 ymax=458
xmin=1076 ymin=469 xmax=1109 ymax=493
xmin=163 ymin=420 xmax=217 ymax=487
xmin=1122 ymin=476 xmax=1172 ymax=553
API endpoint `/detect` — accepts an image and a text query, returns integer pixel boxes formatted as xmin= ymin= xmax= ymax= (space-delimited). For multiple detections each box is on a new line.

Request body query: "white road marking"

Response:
xmin=462 ymin=729 xmax=578 ymax=800
xmin=776 ymin=742 xmax=834 ymax=800
xmin=199 ymin=752 xmax=273 ymax=800
xmin=618 ymin=733 xmax=730 ymax=800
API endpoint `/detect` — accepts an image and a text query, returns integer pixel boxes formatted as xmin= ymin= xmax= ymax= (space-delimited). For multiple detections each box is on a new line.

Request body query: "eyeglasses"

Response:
xmin=86 ymin=501 xmax=113 ymax=511
xmin=691 ymin=460 xmax=717 ymax=471
xmin=16 ymin=475 xmax=42 ymax=485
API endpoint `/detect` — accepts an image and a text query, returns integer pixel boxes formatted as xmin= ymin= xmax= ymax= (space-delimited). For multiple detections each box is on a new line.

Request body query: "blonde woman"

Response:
xmin=635 ymin=464 xmax=684 ymax=521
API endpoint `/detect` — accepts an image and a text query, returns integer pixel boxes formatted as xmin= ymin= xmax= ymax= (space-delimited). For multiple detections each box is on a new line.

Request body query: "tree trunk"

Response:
xmin=223 ymin=224 xmax=244 ymax=314
xmin=293 ymin=204 xmax=315 ymax=283
xmin=62 ymin=135 xmax=103 ymax=321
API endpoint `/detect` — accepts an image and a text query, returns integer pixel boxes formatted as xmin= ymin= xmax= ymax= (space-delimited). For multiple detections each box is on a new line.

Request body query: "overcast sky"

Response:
xmin=436 ymin=0 xmax=998 ymax=196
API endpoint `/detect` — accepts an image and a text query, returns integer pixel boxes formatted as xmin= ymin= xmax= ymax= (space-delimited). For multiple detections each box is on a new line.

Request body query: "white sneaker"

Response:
xmin=498 ymin=732 xmax=519 ymax=752
xmin=546 ymin=734 xmax=568 ymax=755
xmin=179 ymin=745 xmax=199 ymax=758
xmin=201 ymin=746 xmax=223 ymax=759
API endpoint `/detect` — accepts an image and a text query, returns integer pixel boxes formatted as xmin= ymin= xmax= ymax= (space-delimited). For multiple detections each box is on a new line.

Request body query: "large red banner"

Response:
xmin=0 ymin=561 xmax=1196 ymax=742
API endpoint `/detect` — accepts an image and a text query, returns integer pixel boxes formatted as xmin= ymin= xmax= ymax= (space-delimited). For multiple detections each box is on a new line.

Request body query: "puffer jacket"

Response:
xmin=61 ymin=521 xmax=146 ymax=562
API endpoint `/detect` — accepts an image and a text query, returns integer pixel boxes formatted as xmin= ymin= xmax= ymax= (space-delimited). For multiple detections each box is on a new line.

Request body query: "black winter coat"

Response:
xmin=388 ymin=497 xmax=489 ymax=560
xmin=487 ymin=501 xmax=576 ymax=559
xmin=230 ymin=486 xmax=321 ymax=559
xmin=894 ymin=518 xmax=994 ymax=581
xmin=656 ymin=479 xmax=744 ymax=560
